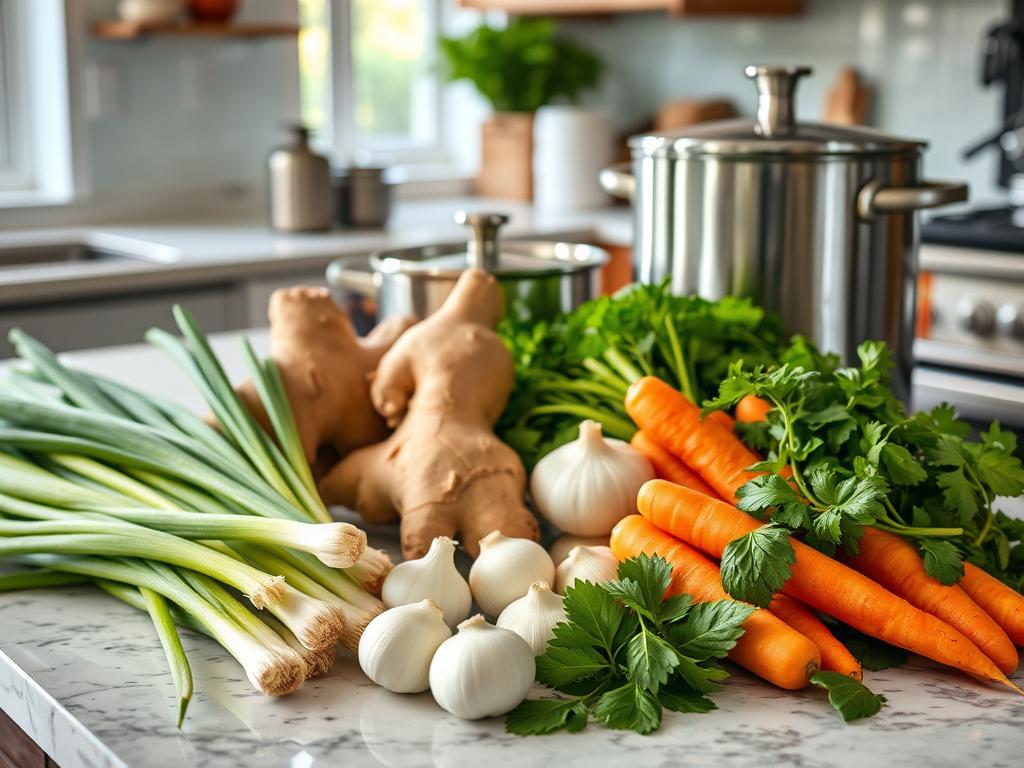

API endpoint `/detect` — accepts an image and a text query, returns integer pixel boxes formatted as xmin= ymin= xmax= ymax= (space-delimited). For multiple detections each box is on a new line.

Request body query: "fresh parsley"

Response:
xmin=506 ymin=554 xmax=753 ymax=736
xmin=497 ymin=282 xmax=787 ymax=468
xmin=705 ymin=340 xmax=1024 ymax=598
xmin=810 ymin=671 xmax=886 ymax=722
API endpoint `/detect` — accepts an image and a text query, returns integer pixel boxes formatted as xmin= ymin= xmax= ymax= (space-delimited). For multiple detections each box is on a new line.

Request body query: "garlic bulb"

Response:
xmin=530 ymin=420 xmax=654 ymax=536
xmin=469 ymin=531 xmax=555 ymax=616
xmin=549 ymin=533 xmax=610 ymax=565
xmin=358 ymin=600 xmax=452 ymax=693
xmin=555 ymin=545 xmax=619 ymax=594
xmin=382 ymin=536 xmax=472 ymax=627
xmin=428 ymin=614 xmax=535 ymax=719
xmin=497 ymin=581 xmax=566 ymax=656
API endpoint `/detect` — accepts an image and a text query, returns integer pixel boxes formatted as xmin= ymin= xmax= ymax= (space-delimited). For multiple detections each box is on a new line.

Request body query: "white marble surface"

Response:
xmin=0 ymin=198 xmax=632 ymax=304
xmin=1 ymin=332 xmax=1023 ymax=768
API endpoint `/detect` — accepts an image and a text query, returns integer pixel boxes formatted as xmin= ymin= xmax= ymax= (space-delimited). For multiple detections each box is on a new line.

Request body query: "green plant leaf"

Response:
xmin=810 ymin=671 xmax=886 ymax=722
xmin=592 ymin=682 xmax=662 ymax=734
xmin=506 ymin=698 xmax=590 ymax=735
xmin=666 ymin=600 xmax=753 ymax=661
xmin=719 ymin=523 xmax=796 ymax=608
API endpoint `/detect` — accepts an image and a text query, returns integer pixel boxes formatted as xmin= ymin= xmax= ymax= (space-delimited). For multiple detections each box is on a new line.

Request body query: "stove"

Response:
xmin=914 ymin=208 xmax=1024 ymax=427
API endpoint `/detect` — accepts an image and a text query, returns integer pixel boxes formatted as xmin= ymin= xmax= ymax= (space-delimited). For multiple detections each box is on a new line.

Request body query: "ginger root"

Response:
xmin=236 ymin=286 xmax=415 ymax=471
xmin=319 ymin=269 xmax=539 ymax=559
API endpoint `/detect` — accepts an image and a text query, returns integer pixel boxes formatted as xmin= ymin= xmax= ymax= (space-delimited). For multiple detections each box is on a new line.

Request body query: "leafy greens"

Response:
xmin=705 ymin=339 xmax=1024 ymax=601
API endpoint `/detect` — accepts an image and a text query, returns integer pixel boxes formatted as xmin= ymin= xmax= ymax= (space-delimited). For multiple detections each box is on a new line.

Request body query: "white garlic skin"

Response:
xmin=469 ymin=531 xmax=555 ymax=617
xmin=497 ymin=581 xmax=566 ymax=656
xmin=428 ymin=614 xmax=535 ymax=719
xmin=382 ymin=536 xmax=472 ymax=627
xmin=358 ymin=600 xmax=452 ymax=693
xmin=530 ymin=420 xmax=655 ymax=536
xmin=549 ymin=533 xmax=609 ymax=565
xmin=555 ymin=545 xmax=620 ymax=594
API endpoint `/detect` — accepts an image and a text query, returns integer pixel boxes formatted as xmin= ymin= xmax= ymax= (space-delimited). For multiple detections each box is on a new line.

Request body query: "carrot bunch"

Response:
xmin=614 ymin=376 xmax=1024 ymax=694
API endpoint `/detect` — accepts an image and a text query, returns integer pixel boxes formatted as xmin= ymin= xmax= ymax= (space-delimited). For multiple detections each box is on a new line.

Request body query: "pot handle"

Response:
xmin=326 ymin=259 xmax=379 ymax=298
xmin=857 ymin=179 xmax=968 ymax=219
xmin=599 ymin=163 xmax=636 ymax=201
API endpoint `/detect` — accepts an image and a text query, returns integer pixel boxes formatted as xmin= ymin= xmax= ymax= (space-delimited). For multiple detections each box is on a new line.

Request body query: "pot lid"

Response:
xmin=631 ymin=66 xmax=926 ymax=158
xmin=369 ymin=212 xmax=609 ymax=277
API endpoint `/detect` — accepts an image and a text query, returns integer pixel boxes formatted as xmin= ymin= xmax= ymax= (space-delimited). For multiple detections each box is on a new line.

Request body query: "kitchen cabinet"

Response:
xmin=0 ymin=708 xmax=55 ymax=768
xmin=456 ymin=0 xmax=803 ymax=16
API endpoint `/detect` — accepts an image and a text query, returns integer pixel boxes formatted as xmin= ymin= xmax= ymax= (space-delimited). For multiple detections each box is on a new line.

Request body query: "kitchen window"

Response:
xmin=0 ymin=0 xmax=32 ymax=191
xmin=299 ymin=0 xmax=447 ymax=166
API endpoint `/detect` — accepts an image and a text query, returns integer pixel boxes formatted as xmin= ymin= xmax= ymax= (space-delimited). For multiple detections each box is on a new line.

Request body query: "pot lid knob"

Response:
xmin=454 ymin=211 xmax=509 ymax=271
xmin=744 ymin=65 xmax=812 ymax=138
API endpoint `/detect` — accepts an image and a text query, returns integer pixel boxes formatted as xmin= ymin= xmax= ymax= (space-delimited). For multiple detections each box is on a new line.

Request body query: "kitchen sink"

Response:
xmin=0 ymin=239 xmax=180 ymax=269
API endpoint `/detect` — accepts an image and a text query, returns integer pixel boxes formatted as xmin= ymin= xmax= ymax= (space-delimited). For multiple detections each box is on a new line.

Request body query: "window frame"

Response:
xmin=320 ymin=0 xmax=454 ymax=167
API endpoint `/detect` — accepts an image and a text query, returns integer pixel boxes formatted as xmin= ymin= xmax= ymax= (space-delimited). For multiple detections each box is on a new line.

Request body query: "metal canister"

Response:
xmin=267 ymin=126 xmax=332 ymax=232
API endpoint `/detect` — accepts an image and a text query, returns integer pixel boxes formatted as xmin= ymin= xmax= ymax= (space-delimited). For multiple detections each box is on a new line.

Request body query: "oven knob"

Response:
xmin=956 ymin=297 xmax=996 ymax=337
xmin=996 ymin=303 xmax=1024 ymax=340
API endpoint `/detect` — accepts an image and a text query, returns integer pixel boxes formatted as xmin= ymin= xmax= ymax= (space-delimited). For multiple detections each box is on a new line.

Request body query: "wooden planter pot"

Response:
xmin=476 ymin=112 xmax=534 ymax=201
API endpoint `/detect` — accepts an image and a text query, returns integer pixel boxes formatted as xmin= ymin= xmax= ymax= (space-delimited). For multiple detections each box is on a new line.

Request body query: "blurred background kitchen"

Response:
xmin=0 ymin=0 xmax=1021 ymax=429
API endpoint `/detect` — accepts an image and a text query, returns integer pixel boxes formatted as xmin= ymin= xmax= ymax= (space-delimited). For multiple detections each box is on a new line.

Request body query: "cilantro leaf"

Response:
xmin=535 ymin=644 xmax=608 ymax=688
xmin=810 ymin=671 xmax=886 ymax=722
xmin=919 ymin=538 xmax=964 ymax=586
xmin=881 ymin=443 xmax=928 ymax=486
xmin=771 ymin=501 xmax=811 ymax=529
xmin=936 ymin=467 xmax=980 ymax=523
xmin=561 ymin=579 xmax=624 ymax=652
xmin=611 ymin=554 xmax=673 ymax=616
xmin=977 ymin=450 xmax=1024 ymax=498
xmin=672 ymin=657 xmax=729 ymax=694
xmin=736 ymin=474 xmax=801 ymax=513
xmin=592 ymin=683 xmax=662 ymax=734
xmin=506 ymin=698 xmax=590 ymax=735
xmin=658 ymin=685 xmax=717 ymax=714
xmin=625 ymin=630 xmax=679 ymax=693
xmin=666 ymin=600 xmax=753 ymax=661
xmin=659 ymin=594 xmax=693 ymax=624
xmin=719 ymin=523 xmax=796 ymax=607
xmin=602 ymin=578 xmax=656 ymax=622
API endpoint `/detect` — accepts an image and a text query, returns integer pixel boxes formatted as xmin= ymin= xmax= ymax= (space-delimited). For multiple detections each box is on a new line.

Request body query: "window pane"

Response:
xmin=298 ymin=0 xmax=330 ymax=137
xmin=351 ymin=0 xmax=430 ymax=144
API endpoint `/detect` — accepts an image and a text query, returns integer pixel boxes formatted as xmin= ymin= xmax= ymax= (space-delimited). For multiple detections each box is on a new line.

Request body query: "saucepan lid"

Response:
xmin=631 ymin=66 xmax=926 ymax=159
xmin=369 ymin=212 xmax=609 ymax=279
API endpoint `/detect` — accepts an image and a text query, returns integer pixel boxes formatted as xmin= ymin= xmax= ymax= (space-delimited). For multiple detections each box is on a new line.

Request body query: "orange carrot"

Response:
xmin=960 ymin=563 xmax=1024 ymax=647
xmin=768 ymin=594 xmax=862 ymax=680
xmin=736 ymin=394 xmax=772 ymax=423
xmin=625 ymin=377 xmax=761 ymax=504
xmin=708 ymin=410 xmax=736 ymax=431
xmin=630 ymin=430 xmax=722 ymax=500
xmin=637 ymin=479 xmax=1018 ymax=689
xmin=610 ymin=514 xmax=820 ymax=690
xmin=847 ymin=528 xmax=1018 ymax=675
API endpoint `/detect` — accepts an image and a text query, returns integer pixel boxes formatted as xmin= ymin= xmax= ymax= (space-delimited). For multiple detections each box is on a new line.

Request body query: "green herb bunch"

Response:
xmin=705 ymin=339 xmax=1024 ymax=601
xmin=498 ymin=282 xmax=787 ymax=468
xmin=439 ymin=17 xmax=602 ymax=113
xmin=507 ymin=554 xmax=884 ymax=735
xmin=506 ymin=554 xmax=754 ymax=735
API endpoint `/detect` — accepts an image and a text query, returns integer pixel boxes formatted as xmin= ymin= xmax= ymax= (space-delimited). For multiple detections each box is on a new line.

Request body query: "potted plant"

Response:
xmin=440 ymin=17 xmax=602 ymax=201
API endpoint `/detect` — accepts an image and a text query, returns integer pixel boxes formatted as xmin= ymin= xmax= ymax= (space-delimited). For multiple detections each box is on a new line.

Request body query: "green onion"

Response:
xmin=138 ymin=586 xmax=193 ymax=728
xmin=0 ymin=569 xmax=90 ymax=591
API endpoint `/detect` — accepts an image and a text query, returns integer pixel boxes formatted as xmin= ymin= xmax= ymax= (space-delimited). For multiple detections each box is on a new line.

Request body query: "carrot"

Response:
xmin=708 ymin=410 xmax=736 ymax=431
xmin=736 ymin=394 xmax=772 ymax=423
xmin=625 ymin=377 xmax=761 ymax=504
xmin=768 ymin=594 xmax=862 ymax=680
xmin=630 ymin=430 xmax=722 ymax=500
xmin=610 ymin=515 xmax=820 ymax=690
xmin=847 ymin=528 xmax=1018 ymax=675
xmin=959 ymin=562 xmax=1024 ymax=647
xmin=637 ymin=479 xmax=1019 ymax=690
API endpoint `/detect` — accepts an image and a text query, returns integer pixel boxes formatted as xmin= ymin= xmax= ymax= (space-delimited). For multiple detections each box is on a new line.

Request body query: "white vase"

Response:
xmin=532 ymin=106 xmax=614 ymax=212
xmin=117 ymin=0 xmax=184 ymax=24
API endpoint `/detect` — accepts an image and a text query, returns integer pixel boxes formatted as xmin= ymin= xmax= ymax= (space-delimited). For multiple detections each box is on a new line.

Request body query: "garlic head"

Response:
xmin=530 ymin=420 xmax=654 ymax=536
xmin=382 ymin=536 xmax=472 ymax=627
xmin=496 ymin=581 xmax=566 ymax=656
xmin=549 ymin=533 xmax=610 ymax=565
xmin=428 ymin=614 xmax=535 ymax=719
xmin=358 ymin=600 xmax=452 ymax=693
xmin=468 ymin=531 xmax=555 ymax=616
xmin=555 ymin=545 xmax=620 ymax=594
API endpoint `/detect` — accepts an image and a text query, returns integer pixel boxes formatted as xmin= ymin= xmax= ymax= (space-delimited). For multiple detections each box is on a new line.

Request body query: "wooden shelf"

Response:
xmin=91 ymin=20 xmax=300 ymax=41
xmin=456 ymin=0 xmax=802 ymax=15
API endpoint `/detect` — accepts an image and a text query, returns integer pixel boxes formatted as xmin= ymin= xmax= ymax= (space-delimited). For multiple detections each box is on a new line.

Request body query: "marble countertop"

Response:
xmin=0 ymin=198 xmax=632 ymax=305
xmin=1 ymin=333 xmax=1023 ymax=768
